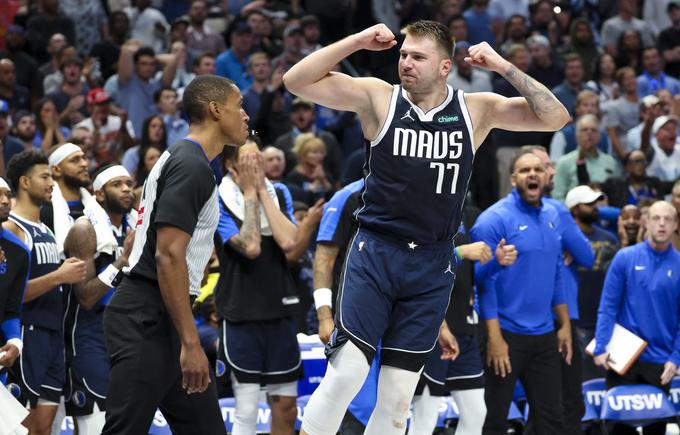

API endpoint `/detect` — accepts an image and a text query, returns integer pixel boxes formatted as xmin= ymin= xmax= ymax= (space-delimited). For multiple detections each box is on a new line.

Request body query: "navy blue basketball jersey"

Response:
xmin=8 ymin=213 xmax=63 ymax=330
xmin=357 ymin=85 xmax=475 ymax=244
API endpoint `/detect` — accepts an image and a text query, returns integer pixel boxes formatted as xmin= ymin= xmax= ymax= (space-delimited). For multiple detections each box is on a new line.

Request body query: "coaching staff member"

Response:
xmin=472 ymin=151 xmax=572 ymax=435
xmin=101 ymin=75 xmax=250 ymax=435
xmin=594 ymin=200 xmax=680 ymax=435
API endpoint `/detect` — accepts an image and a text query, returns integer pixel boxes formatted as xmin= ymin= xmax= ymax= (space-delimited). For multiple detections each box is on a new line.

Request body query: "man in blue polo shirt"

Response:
xmin=594 ymin=200 xmax=680 ymax=435
xmin=472 ymin=150 xmax=571 ymax=435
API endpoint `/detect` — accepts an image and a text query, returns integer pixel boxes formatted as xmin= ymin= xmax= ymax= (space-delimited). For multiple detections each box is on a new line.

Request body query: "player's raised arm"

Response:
xmin=464 ymin=42 xmax=571 ymax=137
xmin=282 ymin=24 xmax=395 ymax=115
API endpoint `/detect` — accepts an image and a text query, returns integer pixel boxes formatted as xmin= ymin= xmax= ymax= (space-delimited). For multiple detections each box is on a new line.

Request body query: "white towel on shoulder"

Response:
xmin=80 ymin=201 xmax=138 ymax=256
xmin=52 ymin=182 xmax=93 ymax=257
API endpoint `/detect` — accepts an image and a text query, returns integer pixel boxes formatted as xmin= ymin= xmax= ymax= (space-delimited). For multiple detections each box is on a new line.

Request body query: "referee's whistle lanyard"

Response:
xmin=643 ymin=71 xmax=667 ymax=93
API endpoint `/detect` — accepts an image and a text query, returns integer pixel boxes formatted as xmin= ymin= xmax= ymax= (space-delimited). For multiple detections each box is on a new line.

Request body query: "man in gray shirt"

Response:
xmin=601 ymin=0 xmax=656 ymax=56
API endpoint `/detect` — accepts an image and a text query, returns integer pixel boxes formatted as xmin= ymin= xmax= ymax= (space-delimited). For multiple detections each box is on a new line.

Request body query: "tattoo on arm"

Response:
xmin=313 ymin=243 xmax=339 ymax=290
xmin=504 ymin=67 xmax=564 ymax=117
xmin=65 ymin=223 xmax=109 ymax=309
xmin=228 ymin=198 xmax=262 ymax=256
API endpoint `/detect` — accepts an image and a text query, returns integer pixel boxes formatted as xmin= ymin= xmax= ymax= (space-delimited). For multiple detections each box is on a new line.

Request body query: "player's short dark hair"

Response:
xmin=6 ymin=150 xmax=49 ymax=192
xmin=182 ymin=75 xmax=236 ymax=124
xmin=133 ymin=46 xmax=156 ymax=64
xmin=401 ymin=20 xmax=454 ymax=60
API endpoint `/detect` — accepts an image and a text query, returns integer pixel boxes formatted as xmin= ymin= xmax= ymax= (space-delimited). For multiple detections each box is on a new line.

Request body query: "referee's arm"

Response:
xmin=156 ymin=225 xmax=211 ymax=394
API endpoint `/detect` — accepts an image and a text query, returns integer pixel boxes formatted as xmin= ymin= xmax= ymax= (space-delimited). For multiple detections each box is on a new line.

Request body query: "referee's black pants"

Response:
xmin=482 ymin=329 xmax=565 ymax=435
xmin=605 ymin=361 xmax=669 ymax=435
xmin=101 ymin=278 xmax=226 ymax=435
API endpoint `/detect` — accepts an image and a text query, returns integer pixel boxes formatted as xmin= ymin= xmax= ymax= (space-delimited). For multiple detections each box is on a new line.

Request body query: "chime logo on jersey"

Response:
xmin=437 ymin=114 xmax=459 ymax=124
xmin=34 ymin=241 xmax=60 ymax=265
xmin=393 ymin=128 xmax=465 ymax=160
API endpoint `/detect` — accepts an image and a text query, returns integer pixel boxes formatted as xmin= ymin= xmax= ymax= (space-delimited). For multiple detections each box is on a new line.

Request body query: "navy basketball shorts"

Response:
xmin=7 ymin=324 xmax=64 ymax=408
xmin=219 ymin=316 xmax=303 ymax=385
xmin=416 ymin=335 xmax=485 ymax=396
xmin=65 ymin=328 xmax=109 ymax=416
xmin=329 ymin=228 xmax=456 ymax=372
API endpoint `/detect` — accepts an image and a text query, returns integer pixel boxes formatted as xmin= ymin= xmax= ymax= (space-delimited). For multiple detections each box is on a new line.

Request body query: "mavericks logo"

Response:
xmin=438 ymin=115 xmax=459 ymax=124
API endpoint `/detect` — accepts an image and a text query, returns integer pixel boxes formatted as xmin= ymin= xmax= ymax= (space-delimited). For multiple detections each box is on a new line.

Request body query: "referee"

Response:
xmin=101 ymin=75 xmax=249 ymax=434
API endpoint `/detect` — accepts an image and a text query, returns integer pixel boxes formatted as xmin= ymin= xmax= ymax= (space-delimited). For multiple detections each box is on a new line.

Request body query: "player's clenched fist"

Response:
xmin=353 ymin=23 xmax=398 ymax=51
xmin=464 ymin=41 xmax=509 ymax=73
xmin=495 ymin=238 xmax=517 ymax=266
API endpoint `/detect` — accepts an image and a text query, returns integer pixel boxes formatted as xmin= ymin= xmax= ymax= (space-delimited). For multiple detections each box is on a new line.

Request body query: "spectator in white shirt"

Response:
xmin=124 ymin=0 xmax=168 ymax=54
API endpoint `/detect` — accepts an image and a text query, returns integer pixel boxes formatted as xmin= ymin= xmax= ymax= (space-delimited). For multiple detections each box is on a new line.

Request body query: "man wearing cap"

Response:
xmin=274 ymin=98 xmax=343 ymax=183
xmin=62 ymin=164 xmax=136 ymax=435
xmin=0 ymin=99 xmax=26 ymax=176
xmin=658 ymin=1 xmax=680 ymax=79
xmin=553 ymin=114 xmax=622 ymax=201
xmin=46 ymin=56 xmax=90 ymax=126
xmin=0 ymin=175 xmax=30 ymax=375
xmin=626 ymin=94 xmax=663 ymax=152
xmin=216 ymin=22 xmax=254 ymax=91
xmin=3 ymin=150 xmax=86 ymax=435
xmin=447 ymin=41 xmax=493 ymax=93
xmin=41 ymin=143 xmax=92 ymax=256
xmin=565 ymin=185 xmax=620 ymax=380
xmin=300 ymin=15 xmax=323 ymax=56
xmin=74 ymin=88 xmax=135 ymax=163
xmin=186 ymin=0 xmax=225 ymax=59
xmin=272 ymin=24 xmax=304 ymax=73
xmin=11 ymin=110 xmax=38 ymax=151
xmin=594 ymin=200 xmax=680 ymax=435
xmin=641 ymin=115 xmax=680 ymax=182
xmin=0 ymin=59 xmax=30 ymax=112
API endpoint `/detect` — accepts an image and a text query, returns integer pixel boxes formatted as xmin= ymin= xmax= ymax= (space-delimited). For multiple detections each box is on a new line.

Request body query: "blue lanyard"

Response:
xmin=643 ymin=71 xmax=667 ymax=92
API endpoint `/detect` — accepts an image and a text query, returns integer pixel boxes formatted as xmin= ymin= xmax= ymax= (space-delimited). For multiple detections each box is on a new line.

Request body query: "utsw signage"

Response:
xmin=586 ymin=390 xmax=665 ymax=411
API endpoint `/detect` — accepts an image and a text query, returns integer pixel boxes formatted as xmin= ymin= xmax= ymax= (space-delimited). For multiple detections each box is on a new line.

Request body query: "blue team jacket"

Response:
xmin=594 ymin=241 xmax=680 ymax=366
xmin=471 ymin=189 xmax=566 ymax=335
xmin=544 ymin=197 xmax=595 ymax=320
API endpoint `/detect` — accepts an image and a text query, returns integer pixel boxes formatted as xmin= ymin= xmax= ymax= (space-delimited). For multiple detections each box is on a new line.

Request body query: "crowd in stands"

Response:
xmin=1 ymin=0 xmax=680 ymax=432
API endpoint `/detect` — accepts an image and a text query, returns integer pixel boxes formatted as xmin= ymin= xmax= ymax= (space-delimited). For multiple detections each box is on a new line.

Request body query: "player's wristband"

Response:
xmin=454 ymin=247 xmax=463 ymax=262
xmin=313 ymin=288 xmax=333 ymax=310
xmin=7 ymin=338 xmax=23 ymax=355
xmin=98 ymin=264 xmax=120 ymax=288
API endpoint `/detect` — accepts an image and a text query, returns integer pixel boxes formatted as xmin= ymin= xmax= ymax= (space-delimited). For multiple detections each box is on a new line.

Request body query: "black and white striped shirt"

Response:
xmin=124 ymin=139 xmax=219 ymax=296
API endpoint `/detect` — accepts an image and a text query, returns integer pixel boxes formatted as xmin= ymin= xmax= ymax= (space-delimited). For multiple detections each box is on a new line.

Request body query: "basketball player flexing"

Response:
xmin=283 ymin=20 xmax=570 ymax=435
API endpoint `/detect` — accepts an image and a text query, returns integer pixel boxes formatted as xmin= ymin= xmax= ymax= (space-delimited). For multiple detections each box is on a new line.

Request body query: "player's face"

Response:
xmin=399 ymin=35 xmax=451 ymax=92
xmin=57 ymin=150 xmax=91 ymax=188
xmin=0 ymin=187 xmax=10 ymax=222
xmin=511 ymin=153 xmax=546 ymax=206
xmin=25 ymin=164 xmax=54 ymax=205
xmin=101 ymin=176 xmax=134 ymax=214
xmin=646 ymin=202 xmax=678 ymax=245
xmin=218 ymin=84 xmax=249 ymax=147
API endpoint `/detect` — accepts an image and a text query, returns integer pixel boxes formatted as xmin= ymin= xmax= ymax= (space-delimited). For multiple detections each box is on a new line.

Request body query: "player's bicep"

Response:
xmin=290 ymin=73 xmax=382 ymax=113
